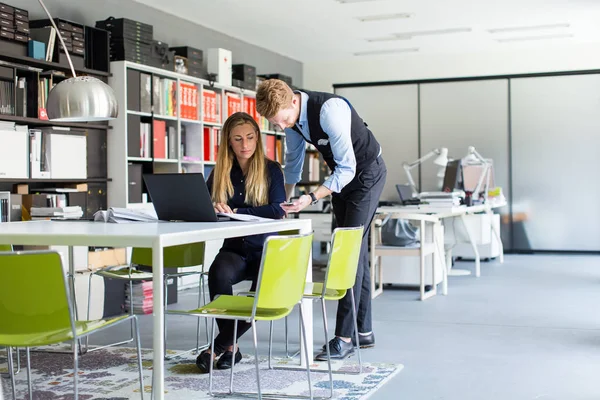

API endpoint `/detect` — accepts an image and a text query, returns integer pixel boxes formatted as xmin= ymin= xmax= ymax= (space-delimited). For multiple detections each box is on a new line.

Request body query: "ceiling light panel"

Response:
xmin=335 ymin=0 xmax=383 ymax=3
xmin=357 ymin=13 xmax=413 ymax=22
xmin=488 ymin=23 xmax=570 ymax=34
xmin=354 ymin=48 xmax=419 ymax=56
xmin=496 ymin=34 xmax=574 ymax=43
xmin=394 ymin=27 xmax=472 ymax=38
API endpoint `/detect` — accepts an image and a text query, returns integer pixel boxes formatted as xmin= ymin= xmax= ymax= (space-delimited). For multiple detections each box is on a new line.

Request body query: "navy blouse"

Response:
xmin=207 ymin=158 xmax=286 ymax=253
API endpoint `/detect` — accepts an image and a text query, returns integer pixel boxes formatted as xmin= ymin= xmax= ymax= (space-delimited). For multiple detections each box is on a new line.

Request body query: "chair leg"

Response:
xmin=298 ymin=304 xmax=313 ymax=400
xmin=26 ymin=348 xmax=32 ymax=400
xmin=132 ymin=316 xmax=145 ymax=399
xmin=349 ymin=290 xmax=362 ymax=374
xmin=284 ymin=316 xmax=290 ymax=357
xmin=73 ymin=339 xmax=79 ymax=400
xmin=268 ymin=321 xmax=274 ymax=370
xmin=7 ymin=347 xmax=16 ymax=400
xmin=229 ymin=321 xmax=238 ymax=393
xmin=15 ymin=347 xmax=20 ymax=375
xmin=208 ymin=319 xmax=216 ymax=396
xmin=85 ymin=272 xmax=94 ymax=351
xmin=196 ymin=274 xmax=203 ymax=353
xmin=251 ymin=320 xmax=262 ymax=399
xmin=321 ymin=298 xmax=333 ymax=398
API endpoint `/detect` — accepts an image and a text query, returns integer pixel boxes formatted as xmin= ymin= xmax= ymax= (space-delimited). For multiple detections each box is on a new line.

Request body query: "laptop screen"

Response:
xmin=395 ymin=184 xmax=414 ymax=201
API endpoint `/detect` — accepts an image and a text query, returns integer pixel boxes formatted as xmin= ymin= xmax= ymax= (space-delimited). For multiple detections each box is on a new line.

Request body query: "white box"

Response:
xmin=47 ymin=133 xmax=87 ymax=179
xmin=0 ymin=128 xmax=28 ymax=178
xmin=207 ymin=48 xmax=232 ymax=87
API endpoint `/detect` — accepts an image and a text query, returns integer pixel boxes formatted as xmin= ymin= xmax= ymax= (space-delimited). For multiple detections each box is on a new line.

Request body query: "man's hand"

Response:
xmin=214 ymin=203 xmax=234 ymax=214
xmin=280 ymin=194 xmax=311 ymax=214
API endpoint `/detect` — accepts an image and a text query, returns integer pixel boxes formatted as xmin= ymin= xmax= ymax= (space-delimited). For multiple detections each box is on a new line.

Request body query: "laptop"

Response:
xmin=395 ymin=184 xmax=422 ymax=206
xmin=143 ymin=173 xmax=225 ymax=222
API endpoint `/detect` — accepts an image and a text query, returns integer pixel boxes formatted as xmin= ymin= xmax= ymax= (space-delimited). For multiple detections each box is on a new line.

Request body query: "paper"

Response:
xmin=216 ymin=213 xmax=272 ymax=222
xmin=94 ymin=207 xmax=158 ymax=223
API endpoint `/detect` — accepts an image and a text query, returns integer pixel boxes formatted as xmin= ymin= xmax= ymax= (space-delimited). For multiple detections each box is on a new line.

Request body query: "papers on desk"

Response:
xmin=94 ymin=207 xmax=158 ymax=223
xmin=217 ymin=213 xmax=272 ymax=222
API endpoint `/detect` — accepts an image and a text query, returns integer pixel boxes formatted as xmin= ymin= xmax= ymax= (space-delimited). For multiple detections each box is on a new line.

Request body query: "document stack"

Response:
xmin=94 ymin=207 xmax=158 ymax=223
xmin=419 ymin=191 xmax=463 ymax=207
xmin=30 ymin=205 xmax=83 ymax=220
xmin=124 ymin=281 xmax=153 ymax=315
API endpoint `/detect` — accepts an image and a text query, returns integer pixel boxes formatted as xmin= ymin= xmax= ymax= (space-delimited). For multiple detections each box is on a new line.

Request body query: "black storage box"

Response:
xmin=170 ymin=46 xmax=203 ymax=61
xmin=259 ymin=73 xmax=293 ymax=86
xmin=233 ymin=64 xmax=256 ymax=82
xmin=96 ymin=17 xmax=152 ymax=37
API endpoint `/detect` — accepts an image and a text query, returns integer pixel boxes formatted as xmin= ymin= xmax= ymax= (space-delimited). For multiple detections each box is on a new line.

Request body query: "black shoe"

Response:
xmin=216 ymin=349 xmax=242 ymax=370
xmin=196 ymin=350 xmax=215 ymax=373
xmin=352 ymin=332 xmax=375 ymax=348
xmin=315 ymin=337 xmax=354 ymax=361
xmin=321 ymin=332 xmax=375 ymax=351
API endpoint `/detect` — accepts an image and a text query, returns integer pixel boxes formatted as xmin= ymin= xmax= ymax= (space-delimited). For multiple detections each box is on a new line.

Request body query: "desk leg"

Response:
xmin=433 ymin=222 xmax=448 ymax=296
xmin=299 ymin=223 xmax=313 ymax=368
xmin=152 ymin=239 xmax=165 ymax=400
xmin=488 ymin=210 xmax=504 ymax=263
xmin=460 ymin=214 xmax=480 ymax=277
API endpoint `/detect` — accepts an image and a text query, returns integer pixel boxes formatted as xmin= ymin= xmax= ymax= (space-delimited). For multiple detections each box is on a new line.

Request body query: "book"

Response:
xmin=94 ymin=207 xmax=158 ymax=223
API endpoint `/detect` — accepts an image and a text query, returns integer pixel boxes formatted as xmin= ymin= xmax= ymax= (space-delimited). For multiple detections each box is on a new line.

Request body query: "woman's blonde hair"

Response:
xmin=211 ymin=112 xmax=270 ymax=207
xmin=256 ymin=79 xmax=294 ymax=119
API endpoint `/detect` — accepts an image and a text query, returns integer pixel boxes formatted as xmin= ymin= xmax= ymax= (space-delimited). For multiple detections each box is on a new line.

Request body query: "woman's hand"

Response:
xmin=214 ymin=203 xmax=234 ymax=214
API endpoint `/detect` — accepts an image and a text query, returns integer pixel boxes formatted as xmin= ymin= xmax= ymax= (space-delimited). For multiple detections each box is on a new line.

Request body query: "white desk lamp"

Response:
xmin=403 ymin=147 xmax=448 ymax=193
xmin=463 ymin=146 xmax=491 ymax=203
xmin=38 ymin=0 xmax=118 ymax=121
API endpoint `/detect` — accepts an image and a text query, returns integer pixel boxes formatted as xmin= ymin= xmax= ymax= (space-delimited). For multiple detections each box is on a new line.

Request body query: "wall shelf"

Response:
xmin=0 ymin=53 xmax=110 ymax=77
xmin=0 ymin=115 xmax=110 ymax=130
xmin=0 ymin=178 xmax=112 ymax=183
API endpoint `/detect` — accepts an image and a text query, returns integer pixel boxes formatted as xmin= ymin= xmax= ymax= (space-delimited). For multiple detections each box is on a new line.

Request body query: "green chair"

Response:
xmin=0 ymin=245 xmax=21 ymax=379
xmin=276 ymin=226 xmax=364 ymax=395
xmin=87 ymin=242 xmax=208 ymax=358
xmin=0 ymin=250 xmax=144 ymax=400
xmin=170 ymin=233 xmax=314 ymax=399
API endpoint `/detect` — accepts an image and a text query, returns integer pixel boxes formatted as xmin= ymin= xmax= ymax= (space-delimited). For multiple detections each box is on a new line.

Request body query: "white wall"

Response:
xmin=304 ymin=42 xmax=600 ymax=91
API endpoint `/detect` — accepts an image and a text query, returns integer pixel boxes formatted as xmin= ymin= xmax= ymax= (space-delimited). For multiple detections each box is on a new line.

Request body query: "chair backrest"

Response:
xmin=0 ymin=251 xmax=73 ymax=345
xmin=131 ymin=242 xmax=206 ymax=269
xmin=324 ymin=226 xmax=364 ymax=291
xmin=253 ymin=233 xmax=313 ymax=313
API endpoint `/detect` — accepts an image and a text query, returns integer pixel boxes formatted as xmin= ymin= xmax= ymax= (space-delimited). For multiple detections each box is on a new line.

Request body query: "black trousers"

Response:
xmin=208 ymin=248 xmax=261 ymax=354
xmin=331 ymin=156 xmax=386 ymax=338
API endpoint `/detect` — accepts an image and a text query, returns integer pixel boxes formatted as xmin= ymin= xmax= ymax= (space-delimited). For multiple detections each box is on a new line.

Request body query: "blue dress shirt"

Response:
xmin=283 ymin=91 xmax=357 ymax=193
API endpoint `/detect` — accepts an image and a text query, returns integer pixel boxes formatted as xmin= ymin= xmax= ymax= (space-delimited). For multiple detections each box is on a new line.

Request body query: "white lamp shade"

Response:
xmin=433 ymin=147 xmax=448 ymax=166
xmin=47 ymin=76 xmax=118 ymax=122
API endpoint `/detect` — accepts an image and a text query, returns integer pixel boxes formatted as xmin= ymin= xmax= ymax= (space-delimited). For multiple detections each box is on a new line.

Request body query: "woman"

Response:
xmin=196 ymin=111 xmax=286 ymax=373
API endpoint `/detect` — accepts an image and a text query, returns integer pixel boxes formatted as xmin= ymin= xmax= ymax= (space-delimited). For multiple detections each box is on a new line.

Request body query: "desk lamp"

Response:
xmin=403 ymin=147 xmax=448 ymax=193
xmin=38 ymin=0 xmax=118 ymax=121
xmin=463 ymin=146 xmax=491 ymax=203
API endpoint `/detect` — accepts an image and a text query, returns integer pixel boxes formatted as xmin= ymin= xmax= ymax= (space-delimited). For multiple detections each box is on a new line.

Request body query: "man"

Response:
xmin=256 ymin=79 xmax=387 ymax=361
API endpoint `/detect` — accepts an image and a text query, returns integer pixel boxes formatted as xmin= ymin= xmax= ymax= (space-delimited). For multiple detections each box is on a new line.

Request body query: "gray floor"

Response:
xmin=88 ymin=254 xmax=600 ymax=400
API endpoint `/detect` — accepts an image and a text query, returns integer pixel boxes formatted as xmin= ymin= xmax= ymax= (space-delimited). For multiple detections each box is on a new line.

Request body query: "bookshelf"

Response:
xmin=107 ymin=61 xmax=286 ymax=208
xmin=0 ymin=45 xmax=111 ymax=218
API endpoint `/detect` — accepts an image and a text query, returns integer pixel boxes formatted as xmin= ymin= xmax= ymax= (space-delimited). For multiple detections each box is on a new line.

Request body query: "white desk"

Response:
xmin=376 ymin=200 xmax=506 ymax=278
xmin=0 ymin=219 xmax=312 ymax=400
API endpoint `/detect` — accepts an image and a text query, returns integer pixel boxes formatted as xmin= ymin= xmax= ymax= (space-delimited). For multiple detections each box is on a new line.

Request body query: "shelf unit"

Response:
xmin=0 ymin=49 xmax=111 ymax=218
xmin=108 ymin=61 xmax=285 ymax=208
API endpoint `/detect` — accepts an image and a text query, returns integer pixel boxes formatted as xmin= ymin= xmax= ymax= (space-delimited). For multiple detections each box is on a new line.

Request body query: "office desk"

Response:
xmin=376 ymin=200 xmax=506 ymax=277
xmin=0 ymin=219 xmax=312 ymax=400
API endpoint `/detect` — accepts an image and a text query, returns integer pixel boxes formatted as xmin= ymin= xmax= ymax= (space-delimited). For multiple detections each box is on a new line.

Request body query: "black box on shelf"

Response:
xmin=110 ymin=38 xmax=151 ymax=54
xmin=170 ymin=46 xmax=203 ymax=61
xmin=233 ymin=64 xmax=256 ymax=82
xmin=232 ymin=78 xmax=243 ymax=89
xmin=96 ymin=17 xmax=152 ymax=43
xmin=259 ymin=73 xmax=293 ymax=86
xmin=85 ymin=25 xmax=110 ymax=73
xmin=14 ymin=32 xmax=27 ymax=42
xmin=15 ymin=19 xmax=28 ymax=34
xmin=0 ymin=3 xmax=14 ymax=15
xmin=186 ymin=68 xmax=206 ymax=79
xmin=0 ymin=29 xmax=13 ymax=40
xmin=242 ymin=80 xmax=256 ymax=91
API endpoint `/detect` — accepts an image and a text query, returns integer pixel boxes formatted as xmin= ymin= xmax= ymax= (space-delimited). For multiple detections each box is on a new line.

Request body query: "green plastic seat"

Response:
xmin=0 ymin=244 xmax=13 ymax=252
xmin=171 ymin=233 xmax=314 ymax=400
xmin=87 ymin=242 xmax=208 ymax=359
xmin=0 ymin=250 xmax=144 ymax=400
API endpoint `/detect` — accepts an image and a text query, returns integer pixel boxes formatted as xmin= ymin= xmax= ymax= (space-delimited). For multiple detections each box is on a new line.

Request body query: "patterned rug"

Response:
xmin=0 ymin=346 xmax=403 ymax=399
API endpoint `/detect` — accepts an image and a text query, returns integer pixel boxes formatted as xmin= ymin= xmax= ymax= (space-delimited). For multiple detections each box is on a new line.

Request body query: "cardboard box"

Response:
xmin=88 ymin=248 xmax=127 ymax=271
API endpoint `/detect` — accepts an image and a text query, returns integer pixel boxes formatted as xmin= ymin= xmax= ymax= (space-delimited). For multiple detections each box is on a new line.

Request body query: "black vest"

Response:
xmin=294 ymin=90 xmax=380 ymax=173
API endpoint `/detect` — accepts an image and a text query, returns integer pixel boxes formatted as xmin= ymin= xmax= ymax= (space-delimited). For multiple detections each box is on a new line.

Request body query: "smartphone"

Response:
xmin=282 ymin=201 xmax=294 ymax=206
